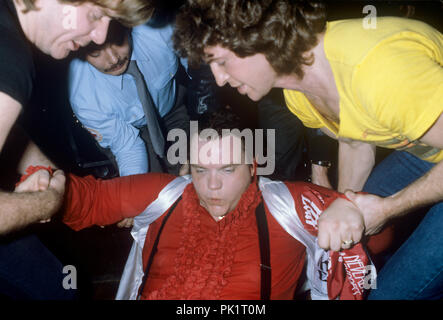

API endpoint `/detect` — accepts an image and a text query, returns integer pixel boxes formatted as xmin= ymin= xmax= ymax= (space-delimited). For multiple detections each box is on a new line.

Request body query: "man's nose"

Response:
xmin=105 ymin=47 xmax=119 ymax=64
xmin=90 ymin=17 xmax=111 ymax=45
xmin=210 ymin=64 xmax=229 ymax=87
xmin=207 ymin=173 xmax=222 ymax=190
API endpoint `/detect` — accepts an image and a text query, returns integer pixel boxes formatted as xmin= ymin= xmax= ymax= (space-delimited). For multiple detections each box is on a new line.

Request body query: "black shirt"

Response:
xmin=0 ymin=0 xmax=35 ymax=108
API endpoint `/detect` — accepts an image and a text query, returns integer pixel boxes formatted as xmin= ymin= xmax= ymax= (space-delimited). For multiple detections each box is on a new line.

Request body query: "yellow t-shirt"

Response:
xmin=284 ymin=17 xmax=443 ymax=163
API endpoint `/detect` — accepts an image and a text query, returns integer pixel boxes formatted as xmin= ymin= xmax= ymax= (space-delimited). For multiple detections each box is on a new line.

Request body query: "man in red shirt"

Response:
xmin=19 ymin=110 xmax=390 ymax=299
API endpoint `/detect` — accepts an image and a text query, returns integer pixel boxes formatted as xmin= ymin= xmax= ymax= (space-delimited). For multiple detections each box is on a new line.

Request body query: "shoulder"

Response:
xmin=132 ymin=23 xmax=174 ymax=45
xmin=326 ymin=17 xmax=442 ymax=64
xmin=132 ymin=23 xmax=177 ymax=61
xmin=0 ymin=11 xmax=34 ymax=107
xmin=68 ymin=59 xmax=112 ymax=113
xmin=119 ymin=173 xmax=180 ymax=212
xmin=283 ymin=181 xmax=340 ymax=210
xmin=350 ymin=18 xmax=443 ymax=135
xmin=68 ymin=58 xmax=97 ymax=94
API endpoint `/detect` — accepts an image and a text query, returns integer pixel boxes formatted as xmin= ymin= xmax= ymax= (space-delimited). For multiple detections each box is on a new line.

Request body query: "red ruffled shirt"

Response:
xmin=63 ymin=173 xmax=392 ymax=299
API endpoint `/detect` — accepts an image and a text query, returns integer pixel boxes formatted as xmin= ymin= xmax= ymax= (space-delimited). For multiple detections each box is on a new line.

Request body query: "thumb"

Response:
xmin=37 ymin=173 xmax=50 ymax=191
xmin=344 ymin=190 xmax=358 ymax=202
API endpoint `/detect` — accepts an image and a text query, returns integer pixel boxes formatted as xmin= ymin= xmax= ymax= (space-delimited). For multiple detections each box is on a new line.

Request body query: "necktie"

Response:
xmin=126 ymin=60 xmax=165 ymax=157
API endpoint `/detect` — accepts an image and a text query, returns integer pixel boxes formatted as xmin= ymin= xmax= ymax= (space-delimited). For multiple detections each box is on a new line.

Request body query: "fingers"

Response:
xmin=344 ymin=190 xmax=358 ymax=203
xmin=317 ymin=226 xmax=330 ymax=251
xmin=340 ymin=239 xmax=353 ymax=250
xmin=179 ymin=162 xmax=190 ymax=176
xmin=15 ymin=170 xmax=50 ymax=193
xmin=117 ymin=218 xmax=134 ymax=228
xmin=37 ymin=171 xmax=50 ymax=191
xmin=330 ymin=232 xmax=343 ymax=252
xmin=317 ymin=198 xmax=366 ymax=252
xmin=116 ymin=220 xmax=126 ymax=228
xmin=318 ymin=225 xmax=357 ymax=251
xmin=48 ymin=170 xmax=66 ymax=193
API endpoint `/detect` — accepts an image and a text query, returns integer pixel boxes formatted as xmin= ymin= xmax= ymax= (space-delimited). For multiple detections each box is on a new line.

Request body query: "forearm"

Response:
xmin=114 ymin=141 xmax=148 ymax=176
xmin=383 ymin=160 xmax=443 ymax=219
xmin=311 ymin=164 xmax=332 ymax=189
xmin=63 ymin=173 xmax=164 ymax=230
xmin=1 ymin=125 xmax=55 ymax=174
xmin=18 ymin=140 xmax=56 ymax=174
xmin=0 ymin=189 xmax=61 ymax=234
xmin=338 ymin=140 xmax=376 ymax=192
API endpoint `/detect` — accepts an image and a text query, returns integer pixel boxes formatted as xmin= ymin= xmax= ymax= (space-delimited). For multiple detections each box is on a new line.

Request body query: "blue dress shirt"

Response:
xmin=68 ymin=23 xmax=179 ymax=176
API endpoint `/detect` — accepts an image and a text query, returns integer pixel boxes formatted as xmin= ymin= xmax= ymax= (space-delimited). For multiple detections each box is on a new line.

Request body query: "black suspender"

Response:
xmin=137 ymin=196 xmax=182 ymax=299
xmin=138 ymin=198 xmax=271 ymax=300
xmin=255 ymin=201 xmax=272 ymax=300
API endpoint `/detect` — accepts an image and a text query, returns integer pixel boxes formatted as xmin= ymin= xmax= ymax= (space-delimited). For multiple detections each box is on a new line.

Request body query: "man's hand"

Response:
xmin=116 ymin=218 xmax=134 ymax=228
xmin=14 ymin=169 xmax=66 ymax=223
xmin=317 ymin=197 xmax=365 ymax=251
xmin=15 ymin=169 xmax=51 ymax=193
xmin=344 ymin=191 xmax=389 ymax=236
xmin=179 ymin=162 xmax=190 ymax=176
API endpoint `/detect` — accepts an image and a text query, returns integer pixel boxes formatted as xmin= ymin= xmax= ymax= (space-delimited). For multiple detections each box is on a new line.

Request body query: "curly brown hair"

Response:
xmin=173 ymin=0 xmax=326 ymax=78
xmin=19 ymin=0 xmax=154 ymax=27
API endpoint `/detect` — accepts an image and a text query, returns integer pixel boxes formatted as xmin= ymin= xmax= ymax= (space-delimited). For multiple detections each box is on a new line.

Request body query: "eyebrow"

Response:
xmin=203 ymin=53 xmax=218 ymax=64
xmin=191 ymin=164 xmax=238 ymax=169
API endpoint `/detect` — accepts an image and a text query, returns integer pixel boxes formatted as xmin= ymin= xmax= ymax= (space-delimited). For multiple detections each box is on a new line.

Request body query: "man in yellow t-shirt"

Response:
xmin=173 ymin=0 xmax=443 ymax=299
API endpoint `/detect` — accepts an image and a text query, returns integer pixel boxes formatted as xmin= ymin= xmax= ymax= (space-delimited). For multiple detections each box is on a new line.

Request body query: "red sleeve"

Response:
xmin=284 ymin=181 xmax=393 ymax=255
xmin=62 ymin=173 xmax=176 ymax=231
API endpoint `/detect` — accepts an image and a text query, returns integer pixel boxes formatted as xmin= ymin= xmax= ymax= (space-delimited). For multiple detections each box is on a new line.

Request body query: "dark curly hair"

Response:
xmin=173 ymin=0 xmax=326 ymax=78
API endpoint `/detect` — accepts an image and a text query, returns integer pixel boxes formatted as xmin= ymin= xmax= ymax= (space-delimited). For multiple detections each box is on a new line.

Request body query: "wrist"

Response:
xmin=310 ymin=160 xmax=332 ymax=168
xmin=41 ymin=188 xmax=64 ymax=219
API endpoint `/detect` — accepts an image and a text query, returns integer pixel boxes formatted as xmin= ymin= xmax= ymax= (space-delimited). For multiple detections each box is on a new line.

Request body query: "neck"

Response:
xmin=275 ymin=33 xmax=326 ymax=93
xmin=13 ymin=0 xmax=38 ymax=44
xmin=275 ymin=32 xmax=340 ymax=118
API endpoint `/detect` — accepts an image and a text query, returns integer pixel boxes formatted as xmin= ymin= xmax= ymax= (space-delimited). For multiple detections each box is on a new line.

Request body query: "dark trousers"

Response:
xmin=0 ymin=234 xmax=76 ymax=300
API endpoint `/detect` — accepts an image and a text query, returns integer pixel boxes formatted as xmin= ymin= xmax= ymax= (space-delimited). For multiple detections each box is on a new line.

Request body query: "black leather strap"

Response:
xmin=137 ymin=196 xmax=182 ymax=299
xmin=255 ymin=201 xmax=271 ymax=300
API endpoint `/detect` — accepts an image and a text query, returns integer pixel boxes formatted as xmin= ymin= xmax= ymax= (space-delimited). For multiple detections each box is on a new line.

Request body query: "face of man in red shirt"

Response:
xmin=190 ymin=134 xmax=254 ymax=221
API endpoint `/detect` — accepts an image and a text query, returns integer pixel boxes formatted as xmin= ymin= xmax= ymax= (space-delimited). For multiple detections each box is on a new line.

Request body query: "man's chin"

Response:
xmin=247 ymin=91 xmax=265 ymax=102
xmin=49 ymin=48 xmax=69 ymax=60
xmin=206 ymin=206 xmax=229 ymax=220
xmin=104 ymin=61 xmax=129 ymax=76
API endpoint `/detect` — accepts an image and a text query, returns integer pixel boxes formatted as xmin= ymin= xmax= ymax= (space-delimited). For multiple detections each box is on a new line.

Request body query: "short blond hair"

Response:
xmin=20 ymin=0 xmax=154 ymax=27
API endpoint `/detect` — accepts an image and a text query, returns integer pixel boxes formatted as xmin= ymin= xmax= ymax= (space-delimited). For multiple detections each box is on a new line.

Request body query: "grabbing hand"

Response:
xmin=179 ymin=162 xmax=190 ymax=176
xmin=15 ymin=169 xmax=51 ymax=193
xmin=344 ymin=191 xmax=389 ymax=236
xmin=40 ymin=170 xmax=66 ymax=222
xmin=15 ymin=168 xmax=66 ymax=223
xmin=317 ymin=197 xmax=365 ymax=251
xmin=116 ymin=218 xmax=134 ymax=228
